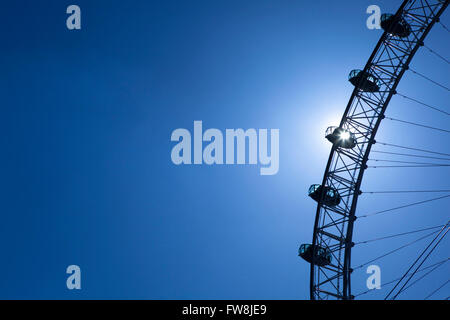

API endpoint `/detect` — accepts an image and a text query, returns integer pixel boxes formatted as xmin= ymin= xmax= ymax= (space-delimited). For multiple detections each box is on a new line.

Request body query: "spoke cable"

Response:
xmin=385 ymin=223 xmax=449 ymax=300
xmin=354 ymin=258 xmax=449 ymax=297
xmin=359 ymin=194 xmax=450 ymax=218
xmin=363 ymin=190 xmax=450 ymax=194
xmin=396 ymin=92 xmax=450 ymax=115
xmin=385 ymin=116 xmax=450 ymax=133
xmin=368 ymin=164 xmax=450 ymax=168
xmin=355 ymin=225 xmax=445 ymax=245
xmin=398 ymin=260 xmax=449 ymax=296
xmin=353 ymin=230 xmax=440 ymax=271
xmin=409 ymin=67 xmax=450 ymax=91
xmin=439 ymin=21 xmax=450 ymax=33
xmin=424 ymin=279 xmax=450 ymax=300
xmin=376 ymin=142 xmax=450 ymax=157
xmin=423 ymin=43 xmax=450 ymax=64
xmin=369 ymin=159 xmax=450 ymax=165
xmin=371 ymin=150 xmax=450 ymax=161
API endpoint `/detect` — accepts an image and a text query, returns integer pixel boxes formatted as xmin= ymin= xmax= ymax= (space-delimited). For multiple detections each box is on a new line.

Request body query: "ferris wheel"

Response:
xmin=299 ymin=0 xmax=449 ymax=300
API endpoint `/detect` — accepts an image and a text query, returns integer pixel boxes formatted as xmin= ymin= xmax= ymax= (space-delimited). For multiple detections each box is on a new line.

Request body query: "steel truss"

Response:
xmin=310 ymin=0 xmax=449 ymax=300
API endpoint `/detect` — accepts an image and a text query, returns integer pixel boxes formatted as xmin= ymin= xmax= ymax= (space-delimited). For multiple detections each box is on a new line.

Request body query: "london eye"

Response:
xmin=299 ymin=0 xmax=449 ymax=300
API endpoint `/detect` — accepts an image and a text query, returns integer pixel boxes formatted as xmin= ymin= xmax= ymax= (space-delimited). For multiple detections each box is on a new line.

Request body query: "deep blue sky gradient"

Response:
xmin=0 ymin=0 xmax=448 ymax=299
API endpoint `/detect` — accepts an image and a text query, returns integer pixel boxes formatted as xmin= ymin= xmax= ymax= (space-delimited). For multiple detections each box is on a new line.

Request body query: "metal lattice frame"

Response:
xmin=310 ymin=0 xmax=449 ymax=300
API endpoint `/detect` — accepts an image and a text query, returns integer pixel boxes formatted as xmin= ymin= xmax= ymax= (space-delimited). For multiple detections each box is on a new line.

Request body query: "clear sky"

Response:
xmin=0 ymin=0 xmax=448 ymax=299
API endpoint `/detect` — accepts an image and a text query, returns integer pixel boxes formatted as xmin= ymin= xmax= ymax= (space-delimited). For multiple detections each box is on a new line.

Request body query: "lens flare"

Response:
xmin=339 ymin=131 xmax=351 ymax=140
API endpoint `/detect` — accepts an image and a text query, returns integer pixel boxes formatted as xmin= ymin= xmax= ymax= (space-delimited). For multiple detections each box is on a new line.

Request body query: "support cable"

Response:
xmin=439 ymin=21 xmax=450 ymax=33
xmin=371 ymin=150 xmax=450 ymax=161
xmin=363 ymin=190 xmax=450 ymax=194
xmin=385 ymin=116 xmax=450 ymax=133
xmin=409 ymin=67 xmax=450 ymax=91
xmin=368 ymin=164 xmax=450 ymax=168
xmin=396 ymin=92 xmax=450 ymax=115
xmin=354 ymin=258 xmax=449 ymax=298
xmin=375 ymin=142 xmax=450 ymax=157
xmin=385 ymin=223 xmax=449 ymax=300
xmin=424 ymin=279 xmax=450 ymax=300
xmin=423 ymin=43 xmax=450 ymax=64
xmin=359 ymin=194 xmax=450 ymax=218
xmin=369 ymin=159 xmax=450 ymax=165
xmin=355 ymin=225 xmax=445 ymax=245
xmin=399 ymin=260 xmax=448 ymax=296
xmin=353 ymin=230 xmax=440 ymax=270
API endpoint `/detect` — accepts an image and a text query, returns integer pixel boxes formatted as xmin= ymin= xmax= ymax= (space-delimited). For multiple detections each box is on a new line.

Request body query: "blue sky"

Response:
xmin=0 ymin=0 xmax=448 ymax=299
